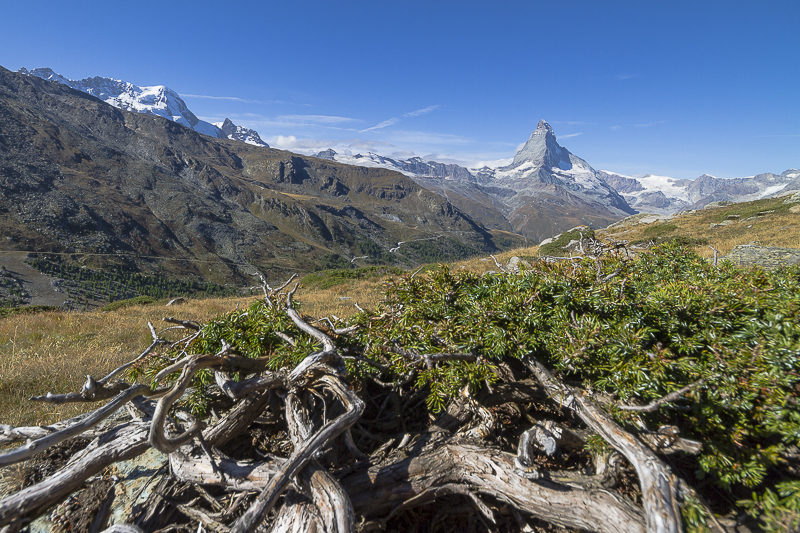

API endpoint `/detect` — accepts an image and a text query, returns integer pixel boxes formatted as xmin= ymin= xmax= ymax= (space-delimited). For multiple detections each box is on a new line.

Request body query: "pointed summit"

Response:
xmin=219 ymin=118 xmax=237 ymax=136
xmin=212 ymin=118 xmax=269 ymax=147
xmin=507 ymin=119 xmax=572 ymax=171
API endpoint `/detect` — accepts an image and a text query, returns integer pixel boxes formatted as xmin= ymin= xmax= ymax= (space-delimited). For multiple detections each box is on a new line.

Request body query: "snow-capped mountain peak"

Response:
xmin=18 ymin=67 xmax=224 ymax=139
xmin=213 ymin=118 xmax=269 ymax=147
xmin=507 ymin=119 xmax=572 ymax=171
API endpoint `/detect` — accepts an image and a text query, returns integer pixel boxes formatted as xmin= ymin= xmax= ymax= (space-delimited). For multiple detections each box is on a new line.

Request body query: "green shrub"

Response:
xmin=137 ymin=241 xmax=800 ymax=526
xmin=302 ymin=266 xmax=406 ymax=290
xmin=641 ymin=223 xmax=678 ymax=237
xmin=631 ymin=234 xmax=709 ymax=247
xmin=538 ymin=227 xmax=595 ymax=256
xmin=355 ymin=241 xmax=800 ymax=515
xmin=0 ymin=305 xmax=59 ymax=319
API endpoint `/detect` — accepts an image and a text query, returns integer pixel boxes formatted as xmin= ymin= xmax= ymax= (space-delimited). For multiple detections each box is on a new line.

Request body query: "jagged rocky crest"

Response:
xmin=215 ymin=118 xmax=269 ymax=148
xmin=506 ymin=120 xmax=572 ymax=171
xmin=18 ymin=68 xmax=268 ymax=150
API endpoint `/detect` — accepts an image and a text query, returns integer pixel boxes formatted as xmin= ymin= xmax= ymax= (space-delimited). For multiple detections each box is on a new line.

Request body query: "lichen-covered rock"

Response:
xmin=506 ymin=256 xmax=532 ymax=273
xmin=724 ymin=245 xmax=800 ymax=268
xmin=784 ymin=191 xmax=800 ymax=204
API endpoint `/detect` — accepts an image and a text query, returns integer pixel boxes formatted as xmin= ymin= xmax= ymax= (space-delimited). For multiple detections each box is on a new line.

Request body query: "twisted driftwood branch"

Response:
xmin=230 ymin=371 xmax=364 ymax=532
xmin=0 ymin=421 xmax=151 ymax=527
xmin=0 ymin=273 xmax=674 ymax=533
xmin=525 ymin=356 xmax=681 ymax=533
xmin=0 ymin=385 xmax=164 ymax=467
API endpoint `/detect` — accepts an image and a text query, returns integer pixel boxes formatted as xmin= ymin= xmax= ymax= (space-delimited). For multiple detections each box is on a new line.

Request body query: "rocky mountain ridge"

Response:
xmin=17 ymin=67 xmax=264 ymax=150
xmin=0 ymin=66 xmax=517 ymax=284
xmin=214 ymin=118 xmax=269 ymax=147
xmin=315 ymin=123 xmax=797 ymax=227
xmin=314 ymin=150 xmax=476 ymax=182
xmin=599 ymin=169 xmax=800 ymax=215
xmin=14 ymin=66 xmax=798 ymax=241
xmin=314 ymin=122 xmax=637 ymax=239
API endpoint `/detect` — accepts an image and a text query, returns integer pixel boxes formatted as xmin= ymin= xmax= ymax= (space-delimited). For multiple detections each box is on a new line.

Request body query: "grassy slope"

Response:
xmin=1 ymin=194 xmax=797 ymax=427
xmin=598 ymin=195 xmax=800 ymax=257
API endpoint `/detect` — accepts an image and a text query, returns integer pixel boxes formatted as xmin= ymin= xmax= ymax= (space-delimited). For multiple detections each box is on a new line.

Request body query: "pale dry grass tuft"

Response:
xmin=295 ymin=277 xmax=387 ymax=320
xmin=0 ymin=297 xmax=246 ymax=426
xmin=0 ymin=287 xmax=388 ymax=427
xmin=597 ymin=197 xmax=800 ymax=258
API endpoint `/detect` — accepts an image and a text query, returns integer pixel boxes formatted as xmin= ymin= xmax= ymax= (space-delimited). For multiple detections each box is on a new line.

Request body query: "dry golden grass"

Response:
xmin=597 ymin=197 xmax=800 ymax=258
xmin=0 ymin=297 xmax=245 ymax=427
xmin=452 ymin=245 xmax=541 ymax=274
xmin=294 ymin=277 xmax=388 ymax=320
xmin=0 ymin=281 xmax=390 ymax=428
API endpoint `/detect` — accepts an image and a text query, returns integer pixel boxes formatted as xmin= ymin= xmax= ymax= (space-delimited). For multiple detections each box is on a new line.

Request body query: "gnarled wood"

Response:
xmin=0 ymin=385 xmax=160 ymax=466
xmin=526 ymin=356 xmax=682 ymax=533
xmin=342 ymin=442 xmax=645 ymax=533
xmin=0 ymin=421 xmax=151 ymax=528
xmin=230 ymin=371 xmax=364 ymax=533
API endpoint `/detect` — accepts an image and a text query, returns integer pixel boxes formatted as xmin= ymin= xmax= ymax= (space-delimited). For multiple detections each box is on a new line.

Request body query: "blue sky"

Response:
xmin=2 ymin=0 xmax=798 ymax=179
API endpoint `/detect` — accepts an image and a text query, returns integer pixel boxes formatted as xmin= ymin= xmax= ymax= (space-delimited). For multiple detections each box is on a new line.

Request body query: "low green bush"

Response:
xmin=302 ymin=266 xmax=406 ymax=290
xmin=538 ymin=227 xmax=595 ymax=256
xmin=135 ymin=242 xmax=800 ymax=529
xmin=0 ymin=305 xmax=59 ymax=319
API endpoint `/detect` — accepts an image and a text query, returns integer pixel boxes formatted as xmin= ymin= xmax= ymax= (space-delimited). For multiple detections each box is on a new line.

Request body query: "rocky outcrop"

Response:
xmin=725 ymin=245 xmax=800 ymax=269
xmin=216 ymin=118 xmax=269 ymax=147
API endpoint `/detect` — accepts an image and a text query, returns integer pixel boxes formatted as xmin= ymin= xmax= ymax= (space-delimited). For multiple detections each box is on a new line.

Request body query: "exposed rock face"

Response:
xmin=0 ymin=66 xmax=511 ymax=282
xmin=315 ymin=150 xmax=476 ymax=182
xmin=506 ymin=120 xmax=572 ymax=171
xmin=686 ymin=171 xmax=800 ymax=208
xmin=599 ymin=169 xmax=800 ymax=215
xmin=18 ymin=67 xmax=225 ymax=139
xmin=725 ymin=245 xmax=800 ymax=269
xmin=215 ymin=118 xmax=269 ymax=147
xmin=314 ymin=149 xmax=337 ymax=161
xmin=599 ymin=172 xmax=645 ymax=194
xmin=472 ymin=121 xmax=636 ymax=240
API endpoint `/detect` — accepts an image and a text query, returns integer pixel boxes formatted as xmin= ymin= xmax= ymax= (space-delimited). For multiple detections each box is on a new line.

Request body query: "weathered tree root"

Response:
xmin=526 ymin=356 xmax=682 ymax=533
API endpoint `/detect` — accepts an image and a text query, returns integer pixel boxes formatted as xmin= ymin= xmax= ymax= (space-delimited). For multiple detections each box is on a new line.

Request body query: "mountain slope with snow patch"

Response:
xmin=18 ymin=67 xmax=226 ymax=139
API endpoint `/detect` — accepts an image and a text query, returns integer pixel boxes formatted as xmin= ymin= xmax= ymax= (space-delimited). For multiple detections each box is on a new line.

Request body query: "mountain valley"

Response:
xmin=4 ymin=65 xmax=798 ymax=290
xmin=1 ymin=67 xmax=521 ymax=287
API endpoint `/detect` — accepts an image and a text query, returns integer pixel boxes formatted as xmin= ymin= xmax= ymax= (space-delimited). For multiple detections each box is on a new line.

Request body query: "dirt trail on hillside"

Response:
xmin=0 ymin=252 xmax=68 ymax=307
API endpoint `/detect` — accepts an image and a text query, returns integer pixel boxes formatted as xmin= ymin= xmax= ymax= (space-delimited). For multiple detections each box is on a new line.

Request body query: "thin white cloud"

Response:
xmin=386 ymin=130 xmax=471 ymax=145
xmin=611 ymin=120 xmax=667 ymax=131
xmin=181 ymin=93 xmax=311 ymax=106
xmin=361 ymin=117 xmax=401 ymax=132
xmin=268 ymin=135 xmax=393 ymax=154
xmin=200 ymin=113 xmax=360 ymax=132
xmin=403 ymin=105 xmax=440 ymax=118
xmin=181 ymin=93 xmax=257 ymax=103
xmin=277 ymin=114 xmax=360 ymax=124
xmin=551 ymin=120 xmax=597 ymax=126
xmin=361 ymin=105 xmax=440 ymax=132
xmin=559 ymin=132 xmax=583 ymax=139
xmin=472 ymin=157 xmax=514 ymax=168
